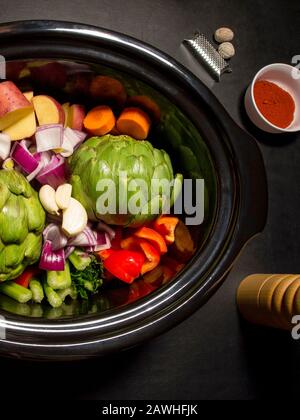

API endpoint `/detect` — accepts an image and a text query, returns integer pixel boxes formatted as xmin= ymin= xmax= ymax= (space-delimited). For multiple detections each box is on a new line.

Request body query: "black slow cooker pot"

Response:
xmin=0 ymin=21 xmax=267 ymax=361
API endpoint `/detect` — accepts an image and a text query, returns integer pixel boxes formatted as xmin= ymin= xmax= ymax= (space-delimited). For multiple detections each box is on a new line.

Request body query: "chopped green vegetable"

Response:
xmin=0 ymin=169 xmax=45 ymax=282
xmin=69 ymin=249 xmax=92 ymax=271
xmin=57 ymin=286 xmax=77 ymax=302
xmin=0 ymin=281 xmax=32 ymax=303
xmin=43 ymin=282 xmax=63 ymax=308
xmin=44 ymin=306 xmax=63 ymax=319
xmin=0 ymin=294 xmax=31 ymax=316
xmin=30 ymin=303 xmax=44 ymax=318
xmin=68 ymin=135 xmax=182 ymax=227
xmin=29 ymin=279 xmax=44 ymax=303
xmin=47 ymin=261 xmax=71 ymax=290
xmin=70 ymin=254 xmax=104 ymax=300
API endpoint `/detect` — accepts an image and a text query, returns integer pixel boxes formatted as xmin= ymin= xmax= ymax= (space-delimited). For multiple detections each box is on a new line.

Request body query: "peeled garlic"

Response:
xmin=55 ymin=184 xmax=72 ymax=210
xmin=62 ymin=198 xmax=88 ymax=237
xmin=39 ymin=185 xmax=60 ymax=215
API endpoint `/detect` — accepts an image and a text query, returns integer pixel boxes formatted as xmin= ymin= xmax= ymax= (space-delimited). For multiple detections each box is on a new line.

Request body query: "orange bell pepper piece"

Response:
xmin=120 ymin=236 xmax=140 ymax=252
xmin=98 ymin=249 xmax=114 ymax=261
xmin=138 ymin=240 xmax=160 ymax=275
xmin=153 ymin=216 xmax=179 ymax=245
xmin=134 ymin=226 xmax=167 ymax=254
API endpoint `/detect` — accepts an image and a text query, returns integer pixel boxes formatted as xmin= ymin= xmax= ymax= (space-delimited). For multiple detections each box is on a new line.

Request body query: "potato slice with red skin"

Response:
xmin=32 ymin=95 xmax=65 ymax=126
xmin=67 ymin=104 xmax=85 ymax=131
xmin=3 ymin=91 xmax=36 ymax=140
xmin=0 ymin=81 xmax=32 ymax=130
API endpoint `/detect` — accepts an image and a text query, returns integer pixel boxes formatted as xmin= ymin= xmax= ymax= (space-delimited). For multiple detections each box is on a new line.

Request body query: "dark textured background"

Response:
xmin=0 ymin=0 xmax=300 ymax=400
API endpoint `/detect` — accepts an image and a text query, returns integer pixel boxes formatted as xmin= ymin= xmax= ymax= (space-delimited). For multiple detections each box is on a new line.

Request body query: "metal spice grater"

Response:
xmin=183 ymin=32 xmax=232 ymax=81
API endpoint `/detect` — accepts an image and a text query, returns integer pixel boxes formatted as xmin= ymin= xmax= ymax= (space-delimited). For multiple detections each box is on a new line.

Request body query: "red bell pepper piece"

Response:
xmin=14 ymin=268 xmax=40 ymax=288
xmin=103 ymin=249 xmax=145 ymax=284
xmin=134 ymin=226 xmax=167 ymax=254
xmin=121 ymin=236 xmax=161 ymax=275
xmin=153 ymin=216 xmax=179 ymax=245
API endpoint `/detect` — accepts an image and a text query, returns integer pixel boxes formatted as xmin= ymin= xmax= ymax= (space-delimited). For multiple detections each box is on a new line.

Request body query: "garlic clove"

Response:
xmin=62 ymin=197 xmax=88 ymax=237
xmin=56 ymin=183 xmax=72 ymax=210
xmin=39 ymin=185 xmax=60 ymax=215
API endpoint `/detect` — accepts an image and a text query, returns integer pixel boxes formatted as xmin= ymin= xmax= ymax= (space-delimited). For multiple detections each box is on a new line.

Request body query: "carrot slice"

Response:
xmin=89 ymin=76 xmax=127 ymax=107
xmin=116 ymin=107 xmax=151 ymax=140
xmin=127 ymin=95 xmax=161 ymax=123
xmin=83 ymin=105 xmax=116 ymax=136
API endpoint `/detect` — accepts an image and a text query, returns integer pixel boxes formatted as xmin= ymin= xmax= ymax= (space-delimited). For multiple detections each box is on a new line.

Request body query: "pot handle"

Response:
xmin=227 ymin=122 xmax=268 ymax=244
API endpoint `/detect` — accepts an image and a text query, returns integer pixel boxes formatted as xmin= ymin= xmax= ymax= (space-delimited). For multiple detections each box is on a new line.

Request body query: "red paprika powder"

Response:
xmin=254 ymin=80 xmax=295 ymax=128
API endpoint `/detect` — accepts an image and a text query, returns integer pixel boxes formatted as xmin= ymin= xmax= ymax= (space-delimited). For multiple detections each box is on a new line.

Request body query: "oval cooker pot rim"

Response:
xmin=0 ymin=21 xmax=268 ymax=360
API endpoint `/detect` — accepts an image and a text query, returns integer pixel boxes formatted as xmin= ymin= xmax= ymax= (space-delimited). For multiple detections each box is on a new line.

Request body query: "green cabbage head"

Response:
xmin=0 ymin=169 xmax=46 ymax=282
xmin=68 ymin=135 xmax=182 ymax=227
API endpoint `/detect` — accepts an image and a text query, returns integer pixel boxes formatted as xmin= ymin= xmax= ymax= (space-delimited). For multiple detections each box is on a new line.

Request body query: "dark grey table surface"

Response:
xmin=0 ymin=0 xmax=299 ymax=401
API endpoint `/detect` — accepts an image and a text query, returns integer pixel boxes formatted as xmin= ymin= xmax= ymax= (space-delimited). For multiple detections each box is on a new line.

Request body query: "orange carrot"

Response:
xmin=127 ymin=95 xmax=161 ymax=123
xmin=83 ymin=105 xmax=116 ymax=136
xmin=116 ymin=107 xmax=151 ymax=140
xmin=89 ymin=76 xmax=127 ymax=107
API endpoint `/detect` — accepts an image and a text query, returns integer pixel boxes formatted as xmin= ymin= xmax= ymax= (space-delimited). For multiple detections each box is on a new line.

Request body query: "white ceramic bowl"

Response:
xmin=245 ymin=63 xmax=300 ymax=133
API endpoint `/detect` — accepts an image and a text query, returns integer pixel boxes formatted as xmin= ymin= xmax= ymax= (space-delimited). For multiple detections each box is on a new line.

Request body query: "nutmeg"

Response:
xmin=218 ymin=42 xmax=235 ymax=59
xmin=214 ymin=27 xmax=234 ymax=43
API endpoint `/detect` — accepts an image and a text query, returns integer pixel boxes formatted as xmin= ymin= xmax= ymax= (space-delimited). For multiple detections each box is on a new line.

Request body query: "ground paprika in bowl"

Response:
xmin=254 ymin=80 xmax=295 ymax=129
xmin=245 ymin=63 xmax=300 ymax=133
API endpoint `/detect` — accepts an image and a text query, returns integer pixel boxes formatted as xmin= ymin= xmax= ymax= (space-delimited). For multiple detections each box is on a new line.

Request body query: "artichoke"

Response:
xmin=68 ymin=135 xmax=182 ymax=227
xmin=0 ymin=169 xmax=46 ymax=282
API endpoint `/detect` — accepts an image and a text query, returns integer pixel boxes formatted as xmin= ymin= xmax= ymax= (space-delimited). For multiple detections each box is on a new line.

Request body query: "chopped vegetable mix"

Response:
xmin=0 ymin=70 xmax=197 ymax=313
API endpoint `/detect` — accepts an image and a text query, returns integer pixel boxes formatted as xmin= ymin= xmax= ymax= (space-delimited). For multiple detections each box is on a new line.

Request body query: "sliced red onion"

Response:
xmin=11 ymin=140 xmax=39 ymax=174
xmin=94 ymin=233 xmax=111 ymax=251
xmin=39 ymin=240 xmax=65 ymax=271
xmin=71 ymin=130 xmax=87 ymax=149
xmin=60 ymin=128 xmax=87 ymax=157
xmin=36 ymin=154 xmax=66 ymax=189
xmin=96 ymin=221 xmax=116 ymax=240
xmin=34 ymin=151 xmax=52 ymax=166
xmin=27 ymin=151 xmax=54 ymax=182
xmin=26 ymin=160 xmax=44 ymax=182
xmin=68 ymin=227 xmax=111 ymax=252
xmin=36 ymin=124 xmax=63 ymax=153
xmin=60 ymin=128 xmax=75 ymax=157
xmin=0 ymin=133 xmax=11 ymax=160
xmin=65 ymin=246 xmax=75 ymax=259
xmin=83 ymin=233 xmax=111 ymax=253
xmin=68 ymin=226 xmax=99 ymax=247
xmin=43 ymin=223 xmax=68 ymax=251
